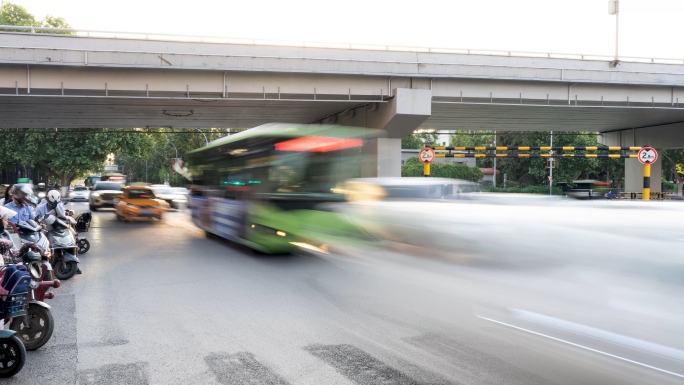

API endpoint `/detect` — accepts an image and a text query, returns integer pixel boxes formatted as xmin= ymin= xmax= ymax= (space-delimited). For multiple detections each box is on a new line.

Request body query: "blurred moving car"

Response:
xmin=89 ymin=181 xmax=124 ymax=211
xmin=35 ymin=183 xmax=48 ymax=200
xmin=170 ymin=187 xmax=189 ymax=196
xmin=339 ymin=177 xmax=479 ymax=202
xmin=68 ymin=185 xmax=90 ymax=202
xmin=115 ymin=186 xmax=170 ymax=221
xmin=149 ymin=185 xmax=187 ymax=210
xmin=333 ymin=178 xmax=481 ymax=251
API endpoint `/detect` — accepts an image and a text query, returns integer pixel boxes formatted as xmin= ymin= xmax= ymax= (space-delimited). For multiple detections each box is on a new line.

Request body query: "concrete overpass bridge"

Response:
xmin=2 ymin=27 xmax=684 ymax=187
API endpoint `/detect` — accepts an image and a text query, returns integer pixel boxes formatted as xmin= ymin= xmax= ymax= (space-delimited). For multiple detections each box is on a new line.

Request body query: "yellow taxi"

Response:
xmin=115 ymin=186 xmax=170 ymax=221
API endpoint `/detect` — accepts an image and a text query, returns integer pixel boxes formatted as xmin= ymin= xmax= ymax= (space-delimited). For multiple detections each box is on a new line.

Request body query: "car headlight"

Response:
xmin=38 ymin=192 xmax=46 ymax=198
xmin=91 ymin=192 xmax=100 ymax=198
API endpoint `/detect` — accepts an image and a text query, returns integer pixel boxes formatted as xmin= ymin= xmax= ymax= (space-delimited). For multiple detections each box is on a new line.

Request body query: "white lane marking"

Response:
xmin=476 ymin=315 xmax=684 ymax=379
xmin=510 ymin=308 xmax=684 ymax=362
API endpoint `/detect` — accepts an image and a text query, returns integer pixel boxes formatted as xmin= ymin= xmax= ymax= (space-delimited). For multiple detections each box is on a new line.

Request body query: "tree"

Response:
xmin=661 ymin=149 xmax=684 ymax=192
xmin=450 ymin=131 xmax=494 ymax=168
xmin=401 ymin=133 xmax=439 ymax=149
xmin=0 ymin=1 xmax=72 ymax=33
xmin=114 ymin=129 xmax=230 ymax=186
xmin=482 ymin=131 xmax=625 ymax=187
xmin=0 ymin=1 xmax=37 ymax=32
xmin=0 ymin=128 xmax=153 ymax=186
xmin=401 ymin=157 xmax=483 ymax=181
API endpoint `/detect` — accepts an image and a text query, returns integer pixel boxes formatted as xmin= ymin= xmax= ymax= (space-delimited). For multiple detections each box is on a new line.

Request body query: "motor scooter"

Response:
xmin=43 ymin=215 xmax=80 ymax=280
xmin=65 ymin=210 xmax=91 ymax=254
xmin=11 ymin=221 xmax=61 ymax=350
xmin=0 ymin=242 xmax=50 ymax=377
xmin=0 ymin=266 xmax=28 ymax=378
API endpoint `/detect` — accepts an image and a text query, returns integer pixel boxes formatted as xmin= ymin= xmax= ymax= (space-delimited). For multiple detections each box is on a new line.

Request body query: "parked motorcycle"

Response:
xmin=65 ymin=210 xmax=91 ymax=254
xmin=0 ymin=243 xmax=49 ymax=377
xmin=0 ymin=264 xmax=29 ymax=378
xmin=11 ymin=221 xmax=60 ymax=350
xmin=43 ymin=215 xmax=80 ymax=280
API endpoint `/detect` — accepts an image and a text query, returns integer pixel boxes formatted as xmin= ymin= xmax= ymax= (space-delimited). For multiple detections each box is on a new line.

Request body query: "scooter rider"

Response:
xmin=35 ymin=190 xmax=71 ymax=223
xmin=35 ymin=190 xmax=82 ymax=275
xmin=4 ymin=185 xmax=36 ymax=225
xmin=0 ymin=206 xmax=45 ymax=266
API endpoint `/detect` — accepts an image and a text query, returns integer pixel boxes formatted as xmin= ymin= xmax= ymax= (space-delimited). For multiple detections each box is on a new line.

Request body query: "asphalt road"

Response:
xmin=7 ymin=202 xmax=684 ymax=384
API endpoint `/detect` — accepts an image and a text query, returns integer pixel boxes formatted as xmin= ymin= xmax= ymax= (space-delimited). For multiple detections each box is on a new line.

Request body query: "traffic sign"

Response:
xmin=419 ymin=147 xmax=435 ymax=164
xmin=637 ymin=147 xmax=658 ymax=165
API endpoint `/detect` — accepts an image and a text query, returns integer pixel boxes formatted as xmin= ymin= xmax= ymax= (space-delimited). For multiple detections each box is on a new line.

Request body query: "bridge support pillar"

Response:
xmin=361 ymin=138 xmax=402 ymax=177
xmin=599 ymin=130 xmax=670 ymax=195
xmin=338 ymin=88 xmax=431 ymax=177
xmin=624 ymin=156 xmax=661 ymax=196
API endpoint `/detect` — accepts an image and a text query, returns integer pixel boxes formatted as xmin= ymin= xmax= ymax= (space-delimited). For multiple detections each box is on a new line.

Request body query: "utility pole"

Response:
xmin=609 ymin=0 xmax=620 ymax=67
xmin=493 ymin=131 xmax=497 ymax=187
xmin=549 ymin=131 xmax=553 ymax=195
xmin=169 ymin=142 xmax=178 ymax=186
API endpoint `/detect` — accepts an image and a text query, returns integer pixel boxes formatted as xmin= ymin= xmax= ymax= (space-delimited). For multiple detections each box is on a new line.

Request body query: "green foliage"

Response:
xmin=0 ymin=1 xmax=37 ymax=30
xmin=430 ymin=162 xmax=484 ymax=181
xmin=0 ymin=128 xmax=151 ymax=185
xmin=661 ymin=177 xmax=676 ymax=192
xmin=115 ymin=129 xmax=228 ymax=186
xmin=401 ymin=157 xmax=483 ymax=181
xmin=661 ymin=149 xmax=684 ymax=186
xmin=0 ymin=1 xmax=73 ymax=33
xmin=491 ymin=132 xmax=624 ymax=188
xmin=450 ymin=131 xmax=494 ymax=167
xmin=482 ymin=186 xmax=563 ymax=195
xmin=401 ymin=133 xmax=439 ymax=149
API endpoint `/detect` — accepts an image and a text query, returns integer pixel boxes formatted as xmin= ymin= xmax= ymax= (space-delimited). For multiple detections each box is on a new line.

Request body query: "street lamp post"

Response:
xmin=196 ymin=128 xmax=209 ymax=146
xmin=169 ymin=141 xmax=178 ymax=186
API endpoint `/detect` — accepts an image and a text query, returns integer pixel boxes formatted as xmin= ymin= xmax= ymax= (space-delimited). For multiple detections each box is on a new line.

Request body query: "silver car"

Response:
xmin=150 ymin=185 xmax=187 ymax=210
xmin=68 ymin=185 xmax=90 ymax=202
xmin=89 ymin=181 xmax=124 ymax=211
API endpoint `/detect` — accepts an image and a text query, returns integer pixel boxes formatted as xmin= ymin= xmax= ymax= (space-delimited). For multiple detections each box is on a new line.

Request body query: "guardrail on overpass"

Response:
xmin=2 ymin=25 xmax=684 ymax=66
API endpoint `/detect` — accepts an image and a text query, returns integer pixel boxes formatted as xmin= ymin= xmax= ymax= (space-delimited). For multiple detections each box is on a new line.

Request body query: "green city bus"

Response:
xmin=187 ymin=123 xmax=381 ymax=254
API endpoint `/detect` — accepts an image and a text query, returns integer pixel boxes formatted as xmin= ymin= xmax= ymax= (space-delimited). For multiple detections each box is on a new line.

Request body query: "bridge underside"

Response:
xmin=3 ymin=94 xmax=684 ymax=134
xmin=0 ymin=95 xmax=376 ymax=128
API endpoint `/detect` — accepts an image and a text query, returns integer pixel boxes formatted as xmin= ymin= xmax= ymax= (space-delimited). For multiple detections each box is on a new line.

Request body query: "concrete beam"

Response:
xmin=333 ymin=88 xmax=432 ymax=177
xmin=599 ymin=122 xmax=684 ymax=149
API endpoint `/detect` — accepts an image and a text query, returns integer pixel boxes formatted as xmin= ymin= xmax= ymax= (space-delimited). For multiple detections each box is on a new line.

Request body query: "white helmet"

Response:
xmin=47 ymin=190 xmax=61 ymax=203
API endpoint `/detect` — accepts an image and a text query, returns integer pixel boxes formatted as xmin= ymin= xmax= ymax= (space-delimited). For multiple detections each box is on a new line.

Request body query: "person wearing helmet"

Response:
xmin=35 ymin=190 xmax=82 ymax=274
xmin=0 ymin=206 xmax=45 ymax=266
xmin=35 ymin=189 xmax=70 ymax=222
xmin=4 ymin=184 xmax=36 ymax=224
xmin=0 ymin=206 xmax=16 ymax=237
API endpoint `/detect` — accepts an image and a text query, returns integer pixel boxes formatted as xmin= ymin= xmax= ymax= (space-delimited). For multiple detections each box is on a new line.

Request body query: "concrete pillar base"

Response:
xmin=362 ymin=138 xmax=402 ymax=177
xmin=625 ymin=156 xmax=661 ymax=196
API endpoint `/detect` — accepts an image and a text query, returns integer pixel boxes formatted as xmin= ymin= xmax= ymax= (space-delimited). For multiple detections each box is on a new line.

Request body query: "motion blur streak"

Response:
xmin=477 ymin=314 xmax=684 ymax=379
xmin=510 ymin=308 xmax=684 ymax=362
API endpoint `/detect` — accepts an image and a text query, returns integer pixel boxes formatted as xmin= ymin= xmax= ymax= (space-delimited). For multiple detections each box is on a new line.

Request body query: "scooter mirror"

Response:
xmin=28 ymin=262 xmax=42 ymax=280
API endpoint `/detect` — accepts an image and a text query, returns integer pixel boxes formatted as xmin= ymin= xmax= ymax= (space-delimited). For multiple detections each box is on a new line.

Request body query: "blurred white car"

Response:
xmin=150 ymin=185 xmax=187 ymax=210
xmin=68 ymin=185 xmax=90 ymax=202
xmin=170 ymin=187 xmax=189 ymax=196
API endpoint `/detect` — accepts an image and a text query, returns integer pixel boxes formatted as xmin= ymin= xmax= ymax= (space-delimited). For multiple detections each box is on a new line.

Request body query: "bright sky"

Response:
xmin=9 ymin=0 xmax=684 ymax=59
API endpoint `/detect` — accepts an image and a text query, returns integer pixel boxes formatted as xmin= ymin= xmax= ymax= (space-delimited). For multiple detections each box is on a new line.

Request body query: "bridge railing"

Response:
xmin=1 ymin=25 xmax=683 ymax=65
